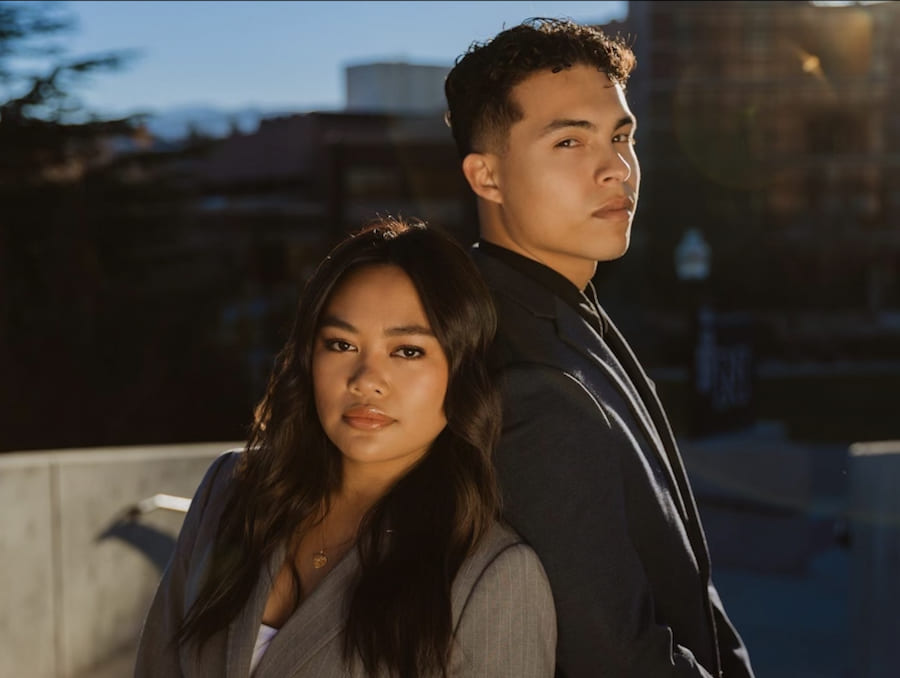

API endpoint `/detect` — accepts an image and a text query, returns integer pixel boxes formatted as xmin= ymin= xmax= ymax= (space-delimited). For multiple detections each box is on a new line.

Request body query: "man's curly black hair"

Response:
xmin=444 ymin=17 xmax=636 ymax=158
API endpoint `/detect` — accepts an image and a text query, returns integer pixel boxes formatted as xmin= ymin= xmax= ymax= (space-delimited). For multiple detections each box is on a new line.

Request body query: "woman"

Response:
xmin=135 ymin=218 xmax=556 ymax=677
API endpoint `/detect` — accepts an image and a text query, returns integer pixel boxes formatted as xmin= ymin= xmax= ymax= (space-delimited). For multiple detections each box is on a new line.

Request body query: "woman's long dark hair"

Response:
xmin=177 ymin=218 xmax=502 ymax=677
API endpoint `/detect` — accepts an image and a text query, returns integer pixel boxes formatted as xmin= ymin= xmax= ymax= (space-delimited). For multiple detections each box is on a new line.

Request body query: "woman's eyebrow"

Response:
xmin=384 ymin=325 xmax=434 ymax=337
xmin=318 ymin=315 xmax=434 ymax=337
xmin=318 ymin=315 xmax=356 ymax=332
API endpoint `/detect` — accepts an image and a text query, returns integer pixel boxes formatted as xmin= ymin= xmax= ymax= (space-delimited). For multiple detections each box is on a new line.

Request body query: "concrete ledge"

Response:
xmin=680 ymin=423 xmax=813 ymax=574
xmin=0 ymin=459 xmax=55 ymax=677
xmin=848 ymin=440 xmax=900 ymax=678
xmin=0 ymin=442 xmax=243 ymax=678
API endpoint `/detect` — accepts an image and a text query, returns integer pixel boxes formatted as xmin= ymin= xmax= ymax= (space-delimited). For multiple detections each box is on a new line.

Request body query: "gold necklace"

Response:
xmin=312 ymin=509 xmax=329 ymax=569
xmin=313 ymin=520 xmax=328 ymax=570
xmin=312 ymin=536 xmax=355 ymax=568
xmin=311 ymin=510 xmax=355 ymax=569
xmin=312 ymin=547 xmax=328 ymax=569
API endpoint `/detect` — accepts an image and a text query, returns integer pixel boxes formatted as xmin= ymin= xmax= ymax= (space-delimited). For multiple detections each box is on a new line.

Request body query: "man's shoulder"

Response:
xmin=472 ymin=246 xmax=540 ymax=294
xmin=485 ymin=291 xmax=560 ymax=370
xmin=470 ymin=247 xmax=555 ymax=322
xmin=470 ymin=245 xmax=512 ymax=287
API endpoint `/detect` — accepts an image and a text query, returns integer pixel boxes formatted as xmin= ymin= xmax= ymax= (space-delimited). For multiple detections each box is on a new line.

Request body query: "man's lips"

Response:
xmin=342 ymin=406 xmax=396 ymax=430
xmin=593 ymin=197 xmax=633 ymax=218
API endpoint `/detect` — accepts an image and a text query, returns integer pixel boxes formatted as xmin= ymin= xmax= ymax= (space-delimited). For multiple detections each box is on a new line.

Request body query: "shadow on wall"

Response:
xmin=97 ymin=522 xmax=177 ymax=575
xmin=0 ymin=443 xmax=239 ymax=678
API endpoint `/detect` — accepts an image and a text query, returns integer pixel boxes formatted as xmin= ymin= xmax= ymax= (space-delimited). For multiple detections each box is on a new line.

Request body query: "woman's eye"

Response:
xmin=393 ymin=346 xmax=424 ymax=359
xmin=324 ymin=338 xmax=354 ymax=352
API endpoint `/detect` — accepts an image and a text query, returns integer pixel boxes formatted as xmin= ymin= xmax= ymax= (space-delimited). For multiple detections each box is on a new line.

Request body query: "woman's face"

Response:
xmin=312 ymin=264 xmax=450 ymax=480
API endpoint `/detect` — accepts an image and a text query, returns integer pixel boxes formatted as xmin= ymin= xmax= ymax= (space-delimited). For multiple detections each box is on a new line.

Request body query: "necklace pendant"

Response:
xmin=312 ymin=550 xmax=328 ymax=569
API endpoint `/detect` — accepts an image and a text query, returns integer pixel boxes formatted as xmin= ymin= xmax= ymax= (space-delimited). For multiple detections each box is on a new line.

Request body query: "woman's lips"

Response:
xmin=342 ymin=406 xmax=395 ymax=430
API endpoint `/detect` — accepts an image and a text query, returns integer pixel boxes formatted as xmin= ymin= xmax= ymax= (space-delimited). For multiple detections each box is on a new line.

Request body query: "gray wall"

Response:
xmin=849 ymin=441 xmax=900 ymax=678
xmin=0 ymin=442 xmax=241 ymax=678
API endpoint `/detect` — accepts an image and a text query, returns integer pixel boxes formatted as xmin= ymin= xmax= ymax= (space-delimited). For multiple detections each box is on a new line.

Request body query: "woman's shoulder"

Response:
xmin=451 ymin=520 xmax=555 ymax=636
xmin=182 ymin=449 xmax=243 ymax=525
xmin=475 ymin=520 xmax=528 ymax=556
xmin=455 ymin=521 xmax=548 ymax=593
xmin=197 ymin=449 xmax=242 ymax=497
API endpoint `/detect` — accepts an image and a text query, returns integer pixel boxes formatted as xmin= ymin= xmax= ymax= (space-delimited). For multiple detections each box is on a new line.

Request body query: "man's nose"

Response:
xmin=596 ymin=147 xmax=633 ymax=183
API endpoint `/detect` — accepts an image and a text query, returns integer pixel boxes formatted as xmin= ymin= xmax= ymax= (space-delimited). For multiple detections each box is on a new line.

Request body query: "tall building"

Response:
xmin=345 ymin=62 xmax=451 ymax=114
xmin=607 ymin=1 xmax=899 ymax=324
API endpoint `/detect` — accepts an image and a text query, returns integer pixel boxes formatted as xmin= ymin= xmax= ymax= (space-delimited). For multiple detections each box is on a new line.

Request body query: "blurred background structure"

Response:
xmin=1 ymin=1 xmax=899 ymax=677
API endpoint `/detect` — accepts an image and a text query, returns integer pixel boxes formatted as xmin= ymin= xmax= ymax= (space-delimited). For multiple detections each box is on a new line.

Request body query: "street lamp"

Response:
xmin=675 ymin=229 xmax=715 ymax=437
xmin=675 ymin=228 xmax=755 ymax=438
xmin=674 ymin=228 xmax=711 ymax=283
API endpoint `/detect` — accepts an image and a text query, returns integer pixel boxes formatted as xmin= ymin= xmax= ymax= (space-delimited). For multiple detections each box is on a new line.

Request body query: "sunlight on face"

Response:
xmin=488 ymin=66 xmax=640 ymax=289
xmin=312 ymin=264 xmax=449 ymax=482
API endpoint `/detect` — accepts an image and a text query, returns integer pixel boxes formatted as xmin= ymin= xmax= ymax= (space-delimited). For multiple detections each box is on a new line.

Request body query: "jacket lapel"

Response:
xmin=596 ymin=307 xmax=711 ymax=551
xmin=554 ymin=300 xmax=690 ymax=522
xmin=475 ymin=249 xmax=694 ymax=525
xmin=224 ymin=544 xmax=286 ymax=678
xmin=252 ymin=546 xmax=361 ymax=677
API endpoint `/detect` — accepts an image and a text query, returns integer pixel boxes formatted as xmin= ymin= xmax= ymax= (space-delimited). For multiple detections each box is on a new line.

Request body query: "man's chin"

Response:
xmin=594 ymin=239 xmax=631 ymax=262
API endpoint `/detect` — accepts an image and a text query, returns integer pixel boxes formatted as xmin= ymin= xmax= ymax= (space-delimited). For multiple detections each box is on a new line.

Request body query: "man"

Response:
xmin=444 ymin=18 xmax=754 ymax=678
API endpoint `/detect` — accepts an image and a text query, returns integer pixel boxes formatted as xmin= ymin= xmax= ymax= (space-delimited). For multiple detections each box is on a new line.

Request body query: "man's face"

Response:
xmin=482 ymin=64 xmax=640 ymax=288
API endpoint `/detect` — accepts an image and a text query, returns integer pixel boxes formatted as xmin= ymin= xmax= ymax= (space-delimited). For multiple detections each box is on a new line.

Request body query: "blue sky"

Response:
xmin=60 ymin=1 xmax=628 ymax=116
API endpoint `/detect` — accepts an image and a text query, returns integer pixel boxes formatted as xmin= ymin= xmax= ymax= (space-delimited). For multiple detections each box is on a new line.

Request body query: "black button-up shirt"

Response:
xmin=475 ymin=240 xmax=607 ymax=336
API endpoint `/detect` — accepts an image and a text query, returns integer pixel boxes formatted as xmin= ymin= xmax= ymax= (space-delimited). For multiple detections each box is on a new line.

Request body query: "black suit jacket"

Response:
xmin=472 ymin=248 xmax=754 ymax=678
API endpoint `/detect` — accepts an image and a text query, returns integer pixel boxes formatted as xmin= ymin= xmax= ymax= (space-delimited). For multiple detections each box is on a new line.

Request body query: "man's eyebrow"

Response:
xmin=539 ymin=118 xmax=596 ymax=137
xmin=615 ymin=115 xmax=636 ymax=130
xmin=318 ymin=315 xmax=434 ymax=337
xmin=539 ymin=115 xmax=636 ymax=137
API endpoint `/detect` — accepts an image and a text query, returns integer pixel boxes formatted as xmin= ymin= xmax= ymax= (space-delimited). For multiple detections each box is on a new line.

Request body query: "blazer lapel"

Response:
xmin=554 ymin=297 xmax=691 ymax=523
xmin=475 ymin=250 xmax=692 ymax=524
xmin=224 ymin=544 xmax=287 ymax=678
xmin=252 ymin=546 xmax=361 ymax=678
xmin=596 ymin=307 xmax=703 ymax=527
xmin=594 ymin=306 xmax=675 ymax=449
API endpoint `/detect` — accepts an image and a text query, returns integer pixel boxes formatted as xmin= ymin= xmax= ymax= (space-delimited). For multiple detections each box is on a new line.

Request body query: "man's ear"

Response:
xmin=461 ymin=152 xmax=502 ymax=205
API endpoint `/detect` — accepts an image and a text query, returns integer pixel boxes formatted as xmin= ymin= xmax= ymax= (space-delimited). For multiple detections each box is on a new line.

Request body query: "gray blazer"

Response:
xmin=134 ymin=451 xmax=556 ymax=678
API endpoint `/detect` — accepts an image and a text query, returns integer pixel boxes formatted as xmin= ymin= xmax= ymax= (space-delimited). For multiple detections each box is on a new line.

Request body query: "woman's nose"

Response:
xmin=348 ymin=359 xmax=388 ymax=397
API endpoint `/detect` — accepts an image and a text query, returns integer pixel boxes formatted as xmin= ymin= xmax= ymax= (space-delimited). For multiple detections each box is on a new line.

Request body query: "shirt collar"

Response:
xmin=476 ymin=240 xmax=605 ymax=335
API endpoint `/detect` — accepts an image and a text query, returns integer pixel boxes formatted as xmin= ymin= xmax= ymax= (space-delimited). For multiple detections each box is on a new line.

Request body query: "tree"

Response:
xmin=0 ymin=1 xmax=141 ymax=183
xmin=0 ymin=2 xmax=251 ymax=451
xmin=0 ymin=1 xmax=136 ymax=120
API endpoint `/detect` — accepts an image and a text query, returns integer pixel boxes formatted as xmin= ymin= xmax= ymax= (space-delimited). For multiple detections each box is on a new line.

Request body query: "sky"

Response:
xmin=57 ymin=1 xmax=628 ymax=116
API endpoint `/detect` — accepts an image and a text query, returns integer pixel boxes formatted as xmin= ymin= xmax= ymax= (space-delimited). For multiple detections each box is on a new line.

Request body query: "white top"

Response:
xmin=250 ymin=623 xmax=279 ymax=676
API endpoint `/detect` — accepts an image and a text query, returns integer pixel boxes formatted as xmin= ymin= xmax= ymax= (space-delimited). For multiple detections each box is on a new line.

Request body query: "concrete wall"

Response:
xmin=848 ymin=440 xmax=900 ymax=678
xmin=0 ymin=442 xmax=242 ymax=678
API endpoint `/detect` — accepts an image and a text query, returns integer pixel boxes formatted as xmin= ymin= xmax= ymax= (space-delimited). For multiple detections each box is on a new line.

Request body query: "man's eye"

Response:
xmin=556 ymin=138 xmax=578 ymax=148
xmin=613 ymin=133 xmax=636 ymax=145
